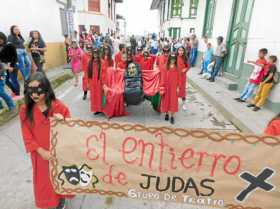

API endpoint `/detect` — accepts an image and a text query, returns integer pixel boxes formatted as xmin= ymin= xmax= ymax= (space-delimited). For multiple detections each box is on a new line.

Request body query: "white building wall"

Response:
xmin=198 ymin=0 xmax=233 ymax=51
xmin=0 ymin=0 xmax=66 ymax=42
xmin=76 ymin=0 xmax=116 ymax=34
xmin=245 ymin=0 xmax=280 ymax=103
xmin=159 ymin=0 xmax=206 ymax=39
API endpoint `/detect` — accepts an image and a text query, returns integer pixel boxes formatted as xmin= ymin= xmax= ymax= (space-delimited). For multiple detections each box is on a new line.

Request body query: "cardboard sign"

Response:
xmin=50 ymin=119 xmax=280 ymax=209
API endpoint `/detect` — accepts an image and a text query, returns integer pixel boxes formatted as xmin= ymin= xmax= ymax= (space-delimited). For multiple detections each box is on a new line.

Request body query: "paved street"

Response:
xmin=0 ymin=76 xmax=237 ymax=209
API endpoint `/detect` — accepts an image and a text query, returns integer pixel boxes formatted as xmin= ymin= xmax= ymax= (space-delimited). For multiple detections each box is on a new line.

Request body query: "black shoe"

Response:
xmin=94 ymin=112 xmax=102 ymax=115
xmin=170 ymin=117 xmax=175 ymax=124
xmin=55 ymin=198 xmax=66 ymax=209
xmin=83 ymin=94 xmax=87 ymax=100
xmin=198 ymin=72 xmax=203 ymax=75
xmin=253 ymin=106 xmax=261 ymax=111
xmin=209 ymin=79 xmax=215 ymax=82
xmin=165 ymin=114 xmax=169 ymax=121
xmin=247 ymin=104 xmax=255 ymax=108
xmin=234 ymin=98 xmax=245 ymax=103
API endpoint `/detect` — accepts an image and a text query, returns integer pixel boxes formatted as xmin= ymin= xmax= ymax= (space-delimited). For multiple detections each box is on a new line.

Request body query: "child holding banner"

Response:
xmin=160 ymin=53 xmax=181 ymax=124
xmin=19 ymin=72 xmax=72 ymax=209
xmin=265 ymin=113 xmax=280 ymax=136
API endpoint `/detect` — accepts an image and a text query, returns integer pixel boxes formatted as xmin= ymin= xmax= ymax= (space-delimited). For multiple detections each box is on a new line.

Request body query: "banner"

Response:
xmin=50 ymin=119 xmax=280 ymax=209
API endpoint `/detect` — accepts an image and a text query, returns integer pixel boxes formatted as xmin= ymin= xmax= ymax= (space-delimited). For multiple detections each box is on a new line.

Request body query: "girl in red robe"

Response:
xmin=160 ymin=53 xmax=181 ymax=124
xmin=134 ymin=47 xmax=144 ymax=65
xmin=19 ymin=72 xmax=72 ymax=209
xmin=156 ymin=45 xmax=170 ymax=73
xmin=101 ymin=44 xmax=114 ymax=76
xmin=88 ymin=48 xmax=105 ymax=114
xmin=177 ymin=46 xmax=190 ymax=110
xmin=265 ymin=113 xmax=280 ymax=136
xmin=139 ymin=50 xmax=154 ymax=71
xmin=114 ymin=43 xmax=126 ymax=69
xmin=81 ymin=45 xmax=92 ymax=100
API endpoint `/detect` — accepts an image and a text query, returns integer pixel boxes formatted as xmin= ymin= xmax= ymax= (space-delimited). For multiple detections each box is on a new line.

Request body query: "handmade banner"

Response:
xmin=50 ymin=119 xmax=280 ymax=209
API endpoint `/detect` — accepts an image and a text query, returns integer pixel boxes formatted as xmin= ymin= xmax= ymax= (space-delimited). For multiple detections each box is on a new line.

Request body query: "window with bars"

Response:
xmin=162 ymin=0 xmax=166 ymax=22
xmin=189 ymin=0 xmax=199 ymax=18
xmin=168 ymin=27 xmax=181 ymax=39
xmin=171 ymin=0 xmax=182 ymax=17
xmin=167 ymin=0 xmax=171 ymax=19
xmin=203 ymin=0 xmax=216 ymax=37
xmin=88 ymin=0 xmax=100 ymax=12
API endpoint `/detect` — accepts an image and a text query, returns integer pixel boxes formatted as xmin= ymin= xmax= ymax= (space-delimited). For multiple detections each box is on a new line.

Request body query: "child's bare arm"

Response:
xmin=263 ymin=73 xmax=274 ymax=83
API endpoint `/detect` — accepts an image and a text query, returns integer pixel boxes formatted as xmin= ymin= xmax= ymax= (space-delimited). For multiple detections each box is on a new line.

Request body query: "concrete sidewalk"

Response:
xmin=188 ymin=68 xmax=275 ymax=134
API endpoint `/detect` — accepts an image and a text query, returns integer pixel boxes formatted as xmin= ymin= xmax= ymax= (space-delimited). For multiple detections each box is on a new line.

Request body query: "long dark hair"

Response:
xmin=10 ymin=25 xmax=24 ymax=40
xmin=88 ymin=48 xmax=102 ymax=80
xmin=166 ymin=54 xmax=177 ymax=70
xmin=0 ymin=32 xmax=7 ymax=45
xmin=176 ymin=46 xmax=188 ymax=66
xmin=24 ymin=72 xmax=56 ymax=123
xmin=28 ymin=30 xmax=45 ymax=48
xmin=101 ymin=44 xmax=113 ymax=67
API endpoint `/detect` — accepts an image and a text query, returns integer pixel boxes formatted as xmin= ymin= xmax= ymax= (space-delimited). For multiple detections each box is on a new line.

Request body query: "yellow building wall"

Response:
xmin=44 ymin=42 xmax=67 ymax=70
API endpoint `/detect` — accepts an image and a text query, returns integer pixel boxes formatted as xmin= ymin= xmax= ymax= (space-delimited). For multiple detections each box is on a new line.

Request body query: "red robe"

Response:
xmin=177 ymin=55 xmax=190 ymax=99
xmin=156 ymin=54 xmax=169 ymax=71
xmin=101 ymin=57 xmax=114 ymax=78
xmin=140 ymin=57 xmax=154 ymax=71
xmin=81 ymin=53 xmax=90 ymax=91
xmin=160 ymin=66 xmax=181 ymax=113
xmin=19 ymin=100 xmax=73 ymax=208
xmin=265 ymin=119 xmax=280 ymax=136
xmin=134 ymin=53 xmax=144 ymax=65
xmin=89 ymin=61 xmax=106 ymax=113
xmin=103 ymin=67 xmax=128 ymax=118
xmin=114 ymin=52 xmax=126 ymax=69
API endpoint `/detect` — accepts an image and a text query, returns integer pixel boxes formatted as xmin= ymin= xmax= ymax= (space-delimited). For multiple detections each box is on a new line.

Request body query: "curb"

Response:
xmin=188 ymin=78 xmax=253 ymax=133
xmin=0 ymin=72 xmax=73 ymax=126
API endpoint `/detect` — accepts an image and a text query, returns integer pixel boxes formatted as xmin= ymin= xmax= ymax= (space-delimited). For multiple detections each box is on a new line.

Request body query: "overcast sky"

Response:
xmin=116 ymin=0 xmax=159 ymax=36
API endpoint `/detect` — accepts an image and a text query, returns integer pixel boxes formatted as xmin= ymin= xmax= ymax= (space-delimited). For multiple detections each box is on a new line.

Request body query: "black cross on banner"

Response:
xmin=236 ymin=167 xmax=275 ymax=202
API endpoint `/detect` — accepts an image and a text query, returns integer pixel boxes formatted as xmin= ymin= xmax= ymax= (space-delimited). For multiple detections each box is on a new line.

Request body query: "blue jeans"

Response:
xmin=190 ymin=48 xmax=198 ymax=67
xmin=210 ymin=56 xmax=223 ymax=81
xmin=240 ymin=82 xmax=257 ymax=101
xmin=0 ymin=83 xmax=15 ymax=110
xmin=201 ymin=59 xmax=212 ymax=74
xmin=17 ymin=49 xmax=31 ymax=80
xmin=7 ymin=69 xmax=20 ymax=95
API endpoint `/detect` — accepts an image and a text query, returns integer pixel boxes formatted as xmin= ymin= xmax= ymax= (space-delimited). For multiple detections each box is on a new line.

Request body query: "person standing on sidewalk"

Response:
xmin=247 ymin=55 xmax=278 ymax=111
xmin=209 ymin=36 xmax=227 ymax=82
xmin=28 ymin=31 xmax=47 ymax=72
xmin=190 ymin=34 xmax=199 ymax=67
xmin=19 ymin=72 xmax=73 ymax=209
xmin=0 ymin=63 xmax=16 ymax=112
xmin=0 ymin=31 xmax=20 ymax=97
xmin=68 ymin=40 xmax=83 ymax=87
xmin=265 ymin=113 xmax=280 ymax=136
xmin=64 ymin=35 xmax=71 ymax=64
xmin=8 ymin=25 xmax=31 ymax=81
xmin=176 ymin=46 xmax=190 ymax=110
xmin=235 ymin=48 xmax=268 ymax=103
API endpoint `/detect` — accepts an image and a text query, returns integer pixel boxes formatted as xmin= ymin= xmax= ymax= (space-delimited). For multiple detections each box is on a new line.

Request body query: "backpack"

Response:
xmin=273 ymin=71 xmax=279 ymax=84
